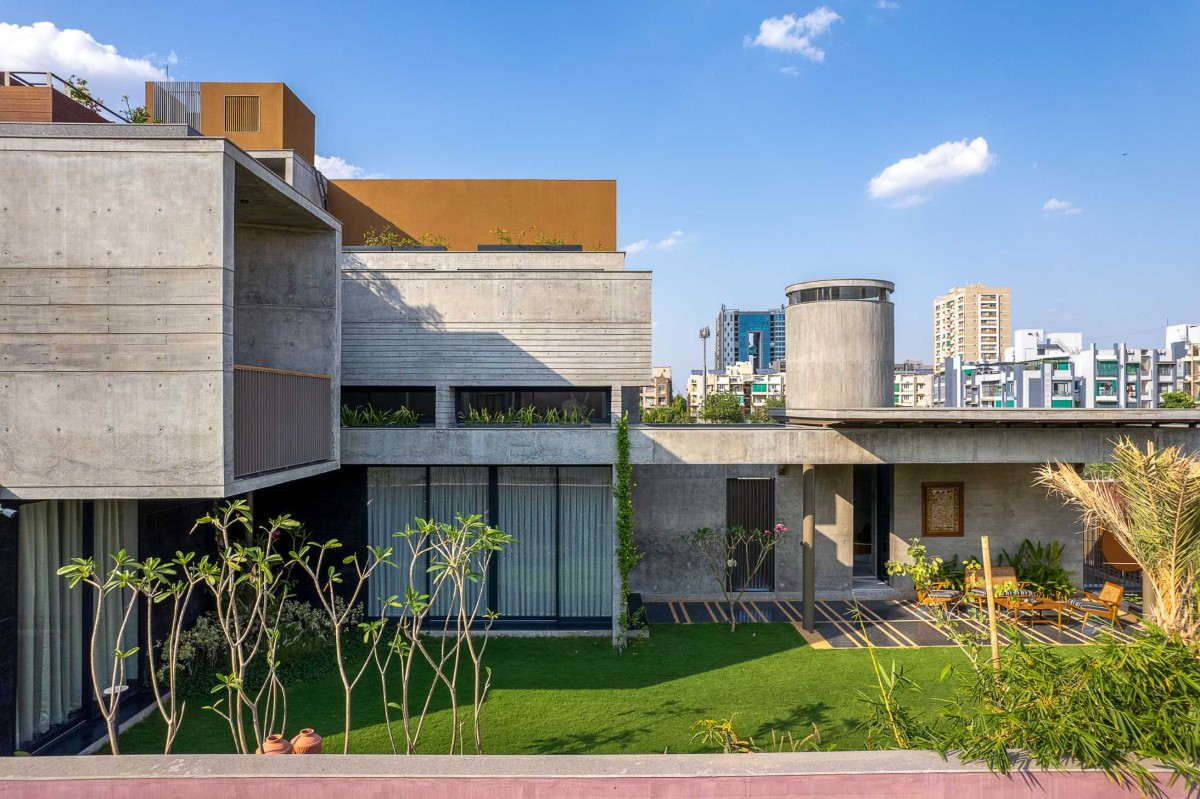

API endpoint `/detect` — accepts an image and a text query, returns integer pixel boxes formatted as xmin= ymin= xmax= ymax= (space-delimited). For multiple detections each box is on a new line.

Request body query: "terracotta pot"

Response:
xmin=256 ymin=734 xmax=293 ymax=755
xmin=290 ymin=728 xmax=323 ymax=755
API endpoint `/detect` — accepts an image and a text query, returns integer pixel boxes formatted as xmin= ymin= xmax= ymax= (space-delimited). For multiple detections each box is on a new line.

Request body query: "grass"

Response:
xmin=116 ymin=624 xmax=960 ymax=755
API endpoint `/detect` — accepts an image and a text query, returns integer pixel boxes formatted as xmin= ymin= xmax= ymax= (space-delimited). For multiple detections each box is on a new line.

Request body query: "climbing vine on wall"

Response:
xmin=615 ymin=412 xmax=643 ymax=645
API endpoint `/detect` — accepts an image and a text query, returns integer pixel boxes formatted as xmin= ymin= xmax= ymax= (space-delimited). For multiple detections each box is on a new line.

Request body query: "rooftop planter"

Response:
xmin=343 ymin=245 xmax=448 ymax=252
xmin=476 ymin=244 xmax=583 ymax=252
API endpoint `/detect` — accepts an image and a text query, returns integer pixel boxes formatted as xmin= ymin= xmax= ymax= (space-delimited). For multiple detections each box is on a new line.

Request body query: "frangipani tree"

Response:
xmin=1036 ymin=438 xmax=1200 ymax=642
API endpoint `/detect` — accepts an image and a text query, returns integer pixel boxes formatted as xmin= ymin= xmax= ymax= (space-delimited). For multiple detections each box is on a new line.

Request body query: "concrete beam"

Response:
xmin=629 ymin=425 xmax=1200 ymax=466
xmin=342 ymin=427 xmax=617 ymax=466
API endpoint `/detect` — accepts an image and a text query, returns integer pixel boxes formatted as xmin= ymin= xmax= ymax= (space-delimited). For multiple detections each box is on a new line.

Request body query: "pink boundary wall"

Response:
xmin=0 ymin=753 xmax=1192 ymax=799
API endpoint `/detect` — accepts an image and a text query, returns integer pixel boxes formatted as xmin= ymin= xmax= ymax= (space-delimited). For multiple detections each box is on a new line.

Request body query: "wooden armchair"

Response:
xmin=964 ymin=566 xmax=1034 ymax=605
xmin=1068 ymin=582 xmax=1125 ymax=629
xmin=917 ymin=581 xmax=961 ymax=610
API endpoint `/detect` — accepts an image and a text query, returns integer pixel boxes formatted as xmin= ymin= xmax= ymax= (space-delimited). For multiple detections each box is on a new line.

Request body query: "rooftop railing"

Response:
xmin=1 ymin=71 xmax=132 ymax=123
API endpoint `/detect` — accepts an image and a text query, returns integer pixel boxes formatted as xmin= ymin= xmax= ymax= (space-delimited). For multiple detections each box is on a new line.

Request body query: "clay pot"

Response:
xmin=290 ymin=728 xmax=323 ymax=755
xmin=256 ymin=734 xmax=293 ymax=755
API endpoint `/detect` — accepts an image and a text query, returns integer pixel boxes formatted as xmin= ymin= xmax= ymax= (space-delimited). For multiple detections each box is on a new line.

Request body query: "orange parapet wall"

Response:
xmin=328 ymin=179 xmax=617 ymax=250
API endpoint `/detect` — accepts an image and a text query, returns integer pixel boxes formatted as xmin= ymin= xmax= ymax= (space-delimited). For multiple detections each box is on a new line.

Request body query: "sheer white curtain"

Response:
xmin=367 ymin=467 xmax=427 ymax=616
xmin=429 ymin=467 xmax=489 ymax=617
xmin=496 ymin=467 xmax=556 ymax=618
xmin=559 ymin=467 xmax=614 ymax=618
xmin=16 ymin=501 xmax=83 ymax=748
xmin=93 ymin=500 xmax=139 ymax=689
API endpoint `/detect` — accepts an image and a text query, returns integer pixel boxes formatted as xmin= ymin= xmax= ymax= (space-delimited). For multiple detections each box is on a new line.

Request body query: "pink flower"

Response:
xmin=774 ymin=523 xmax=788 ymax=534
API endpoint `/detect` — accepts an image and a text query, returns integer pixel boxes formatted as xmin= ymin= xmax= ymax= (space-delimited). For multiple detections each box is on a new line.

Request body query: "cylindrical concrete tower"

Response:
xmin=784 ymin=278 xmax=895 ymax=409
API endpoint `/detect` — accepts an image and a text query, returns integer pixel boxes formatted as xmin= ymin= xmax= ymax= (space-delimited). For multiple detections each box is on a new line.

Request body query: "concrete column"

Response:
xmin=435 ymin=384 xmax=455 ymax=428
xmin=802 ymin=463 xmax=815 ymax=632
xmin=815 ymin=464 xmax=855 ymax=595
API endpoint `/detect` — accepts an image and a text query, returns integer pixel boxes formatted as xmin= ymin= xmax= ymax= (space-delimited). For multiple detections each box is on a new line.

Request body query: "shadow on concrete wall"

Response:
xmin=340 ymin=257 xmax=584 ymax=388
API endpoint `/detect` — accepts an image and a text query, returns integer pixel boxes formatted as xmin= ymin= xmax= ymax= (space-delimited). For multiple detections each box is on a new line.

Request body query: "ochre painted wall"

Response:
xmin=145 ymin=82 xmax=316 ymax=163
xmin=327 ymin=179 xmax=617 ymax=250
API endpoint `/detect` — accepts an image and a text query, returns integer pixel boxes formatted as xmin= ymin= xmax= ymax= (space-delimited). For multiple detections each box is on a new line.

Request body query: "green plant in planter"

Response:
xmin=997 ymin=539 xmax=1074 ymax=599
xmin=885 ymin=539 xmax=945 ymax=592
xmin=514 ymin=405 xmax=538 ymax=426
xmin=340 ymin=404 xmax=423 ymax=427
xmin=490 ymin=227 xmax=513 ymax=244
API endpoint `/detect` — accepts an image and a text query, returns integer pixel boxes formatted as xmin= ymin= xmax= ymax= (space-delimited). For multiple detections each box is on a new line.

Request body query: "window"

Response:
xmin=789 ymin=285 xmax=890 ymax=304
xmin=223 ymin=95 xmax=260 ymax=132
xmin=456 ymin=387 xmax=611 ymax=423
xmin=1097 ymin=361 xmax=1119 ymax=377
xmin=341 ymin=386 xmax=435 ymax=421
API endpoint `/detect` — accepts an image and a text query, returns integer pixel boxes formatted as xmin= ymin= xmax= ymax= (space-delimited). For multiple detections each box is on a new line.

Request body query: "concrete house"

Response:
xmin=2 ymin=75 xmax=1199 ymax=756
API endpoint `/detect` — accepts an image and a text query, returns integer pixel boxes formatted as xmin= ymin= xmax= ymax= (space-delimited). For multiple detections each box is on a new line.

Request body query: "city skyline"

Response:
xmin=2 ymin=3 xmax=1198 ymax=383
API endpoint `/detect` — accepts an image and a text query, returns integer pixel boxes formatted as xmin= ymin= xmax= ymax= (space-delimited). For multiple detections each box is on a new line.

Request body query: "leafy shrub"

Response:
xmin=864 ymin=631 xmax=1200 ymax=792
xmin=341 ymin=404 xmax=423 ymax=427
xmin=362 ymin=226 xmax=447 ymax=247
xmin=162 ymin=599 xmax=365 ymax=696
xmin=997 ymin=539 xmax=1075 ymax=599
xmin=459 ymin=405 xmax=593 ymax=426
xmin=698 ymin=391 xmax=745 ymax=423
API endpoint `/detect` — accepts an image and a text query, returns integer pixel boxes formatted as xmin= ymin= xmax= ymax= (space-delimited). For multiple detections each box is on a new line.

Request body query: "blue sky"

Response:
xmin=6 ymin=2 xmax=1200 ymax=382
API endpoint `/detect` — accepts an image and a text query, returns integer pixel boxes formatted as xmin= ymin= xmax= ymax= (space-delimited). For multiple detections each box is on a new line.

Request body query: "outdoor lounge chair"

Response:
xmin=1068 ymin=581 xmax=1125 ymax=629
xmin=964 ymin=566 xmax=1034 ymax=607
xmin=917 ymin=581 xmax=961 ymax=610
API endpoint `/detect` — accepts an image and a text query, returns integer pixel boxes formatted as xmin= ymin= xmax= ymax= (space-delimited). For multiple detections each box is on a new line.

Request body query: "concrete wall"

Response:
xmin=341 ymin=250 xmax=651 ymax=427
xmin=629 ymin=465 xmax=803 ymax=599
xmin=0 ymin=137 xmax=230 ymax=498
xmin=233 ymin=225 xmax=339 ymax=376
xmin=890 ymin=463 xmax=1085 ymax=588
xmin=328 ymin=179 xmax=617 ymax=249
xmin=0 ymin=134 xmax=342 ymax=499
xmin=786 ymin=296 xmax=894 ymax=409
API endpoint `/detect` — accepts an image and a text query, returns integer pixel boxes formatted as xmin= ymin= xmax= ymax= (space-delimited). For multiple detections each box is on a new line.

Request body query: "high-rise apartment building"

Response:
xmin=641 ymin=366 xmax=674 ymax=408
xmin=932 ymin=284 xmax=1011 ymax=369
xmin=714 ymin=305 xmax=786 ymax=371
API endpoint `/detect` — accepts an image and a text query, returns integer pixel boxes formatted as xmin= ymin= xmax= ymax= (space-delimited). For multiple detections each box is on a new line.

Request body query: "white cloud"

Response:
xmin=0 ymin=21 xmax=168 ymax=104
xmin=1043 ymin=198 xmax=1083 ymax=215
xmin=657 ymin=229 xmax=685 ymax=249
xmin=314 ymin=154 xmax=385 ymax=180
xmin=877 ymin=0 xmax=901 ymax=9
xmin=623 ymin=230 xmax=686 ymax=254
xmin=779 ymin=66 xmax=801 ymax=77
xmin=747 ymin=8 xmax=841 ymax=63
xmin=867 ymin=137 xmax=995 ymax=206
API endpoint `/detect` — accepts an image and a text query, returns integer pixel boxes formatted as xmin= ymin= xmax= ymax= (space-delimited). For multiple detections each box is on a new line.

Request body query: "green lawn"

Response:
xmin=117 ymin=624 xmax=960 ymax=755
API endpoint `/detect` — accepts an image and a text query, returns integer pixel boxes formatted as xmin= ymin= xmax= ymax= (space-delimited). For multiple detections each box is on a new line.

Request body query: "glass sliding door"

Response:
xmin=365 ymin=466 xmax=613 ymax=625
xmin=558 ymin=467 xmax=613 ymax=619
xmin=496 ymin=467 xmax=556 ymax=618
xmin=16 ymin=500 xmax=84 ymax=750
xmin=429 ymin=467 xmax=489 ymax=617
xmin=366 ymin=467 xmax=427 ymax=616
xmin=92 ymin=500 xmax=139 ymax=689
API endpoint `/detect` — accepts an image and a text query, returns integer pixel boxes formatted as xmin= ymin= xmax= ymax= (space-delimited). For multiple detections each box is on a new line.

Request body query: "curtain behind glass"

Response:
xmin=559 ymin=467 xmax=614 ymax=618
xmin=93 ymin=500 xmax=139 ymax=688
xmin=366 ymin=467 xmax=426 ymax=616
xmin=429 ymin=467 xmax=488 ymax=617
xmin=496 ymin=467 xmax=556 ymax=618
xmin=16 ymin=501 xmax=83 ymax=748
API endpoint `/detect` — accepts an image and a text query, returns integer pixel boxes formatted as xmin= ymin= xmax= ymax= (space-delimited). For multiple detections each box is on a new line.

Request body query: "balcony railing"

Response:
xmin=234 ymin=365 xmax=332 ymax=478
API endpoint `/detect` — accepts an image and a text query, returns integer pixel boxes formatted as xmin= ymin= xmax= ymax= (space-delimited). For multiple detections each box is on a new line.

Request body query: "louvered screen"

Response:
xmin=224 ymin=95 xmax=260 ymax=132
